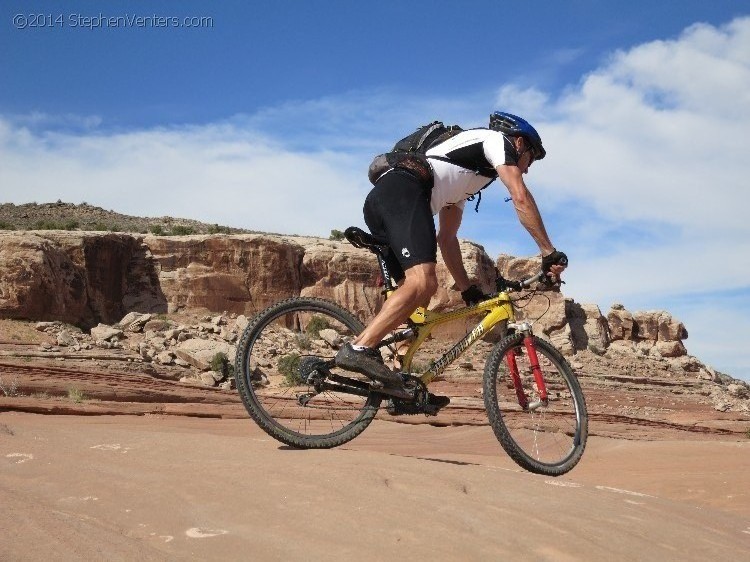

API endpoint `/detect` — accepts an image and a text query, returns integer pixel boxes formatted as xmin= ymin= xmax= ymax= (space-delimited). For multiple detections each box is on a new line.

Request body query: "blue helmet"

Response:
xmin=489 ymin=111 xmax=546 ymax=160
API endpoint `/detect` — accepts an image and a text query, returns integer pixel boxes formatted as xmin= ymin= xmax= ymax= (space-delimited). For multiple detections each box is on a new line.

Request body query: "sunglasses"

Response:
xmin=520 ymin=145 xmax=536 ymax=165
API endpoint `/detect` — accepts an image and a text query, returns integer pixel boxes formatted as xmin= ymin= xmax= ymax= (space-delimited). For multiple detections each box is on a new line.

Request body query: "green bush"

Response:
xmin=149 ymin=224 xmax=165 ymax=235
xmin=208 ymin=223 xmax=231 ymax=234
xmin=295 ymin=333 xmax=312 ymax=350
xmin=0 ymin=221 xmax=14 ymax=230
xmin=33 ymin=219 xmax=79 ymax=231
xmin=171 ymin=225 xmax=195 ymax=235
xmin=329 ymin=229 xmax=345 ymax=241
xmin=278 ymin=353 xmax=302 ymax=386
xmin=209 ymin=352 xmax=234 ymax=378
xmin=0 ymin=375 xmax=20 ymax=397
xmin=67 ymin=387 xmax=86 ymax=403
xmin=305 ymin=315 xmax=330 ymax=338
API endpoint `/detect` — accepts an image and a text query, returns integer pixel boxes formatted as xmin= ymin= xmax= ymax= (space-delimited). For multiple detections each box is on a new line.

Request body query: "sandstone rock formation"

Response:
xmin=0 ymin=232 xmax=164 ymax=328
xmin=0 ymin=231 xmax=723 ymax=386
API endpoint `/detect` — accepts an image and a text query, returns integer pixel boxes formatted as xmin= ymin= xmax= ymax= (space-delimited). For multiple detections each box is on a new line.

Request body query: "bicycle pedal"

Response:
xmin=385 ymin=398 xmax=421 ymax=416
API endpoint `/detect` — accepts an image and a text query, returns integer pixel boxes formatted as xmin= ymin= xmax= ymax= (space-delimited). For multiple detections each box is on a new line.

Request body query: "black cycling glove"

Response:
xmin=461 ymin=284 xmax=489 ymax=306
xmin=542 ymin=249 xmax=568 ymax=274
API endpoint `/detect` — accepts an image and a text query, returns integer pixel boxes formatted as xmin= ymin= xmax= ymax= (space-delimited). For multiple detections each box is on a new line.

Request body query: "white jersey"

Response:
xmin=425 ymin=128 xmax=514 ymax=215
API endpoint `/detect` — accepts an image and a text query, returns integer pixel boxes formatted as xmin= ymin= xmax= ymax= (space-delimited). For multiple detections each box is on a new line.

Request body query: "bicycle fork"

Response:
xmin=504 ymin=323 xmax=549 ymax=412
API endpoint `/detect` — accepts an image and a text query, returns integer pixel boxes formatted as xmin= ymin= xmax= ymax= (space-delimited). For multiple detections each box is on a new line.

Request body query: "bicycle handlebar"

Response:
xmin=495 ymin=270 xmax=547 ymax=292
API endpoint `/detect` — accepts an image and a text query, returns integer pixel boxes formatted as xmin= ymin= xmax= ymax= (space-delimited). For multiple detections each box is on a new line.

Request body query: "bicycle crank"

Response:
xmin=386 ymin=375 xmax=449 ymax=417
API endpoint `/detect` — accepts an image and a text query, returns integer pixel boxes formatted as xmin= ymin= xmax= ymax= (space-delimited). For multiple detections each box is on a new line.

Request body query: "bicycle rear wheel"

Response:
xmin=483 ymin=332 xmax=587 ymax=475
xmin=235 ymin=297 xmax=382 ymax=448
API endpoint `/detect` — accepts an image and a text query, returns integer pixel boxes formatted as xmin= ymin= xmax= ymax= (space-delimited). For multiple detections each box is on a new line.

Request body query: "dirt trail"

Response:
xmin=1 ymin=413 xmax=749 ymax=561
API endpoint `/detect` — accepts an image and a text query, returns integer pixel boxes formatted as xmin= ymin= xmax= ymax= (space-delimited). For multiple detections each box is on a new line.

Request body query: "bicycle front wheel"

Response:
xmin=483 ymin=332 xmax=587 ymax=476
xmin=235 ymin=297 xmax=382 ymax=448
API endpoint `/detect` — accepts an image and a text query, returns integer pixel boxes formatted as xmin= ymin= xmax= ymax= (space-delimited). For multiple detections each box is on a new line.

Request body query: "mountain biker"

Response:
xmin=335 ymin=112 xmax=568 ymax=404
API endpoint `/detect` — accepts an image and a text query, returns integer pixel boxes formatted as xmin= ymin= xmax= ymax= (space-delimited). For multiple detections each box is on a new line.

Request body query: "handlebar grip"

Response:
xmin=520 ymin=271 xmax=545 ymax=288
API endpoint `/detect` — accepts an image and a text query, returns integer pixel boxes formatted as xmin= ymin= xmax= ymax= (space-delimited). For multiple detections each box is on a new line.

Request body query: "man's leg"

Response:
xmin=334 ymin=263 xmax=436 ymax=391
xmin=354 ymin=262 xmax=437 ymax=348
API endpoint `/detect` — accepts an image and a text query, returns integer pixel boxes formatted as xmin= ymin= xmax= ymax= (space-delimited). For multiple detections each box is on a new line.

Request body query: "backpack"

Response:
xmin=367 ymin=121 xmax=466 ymax=187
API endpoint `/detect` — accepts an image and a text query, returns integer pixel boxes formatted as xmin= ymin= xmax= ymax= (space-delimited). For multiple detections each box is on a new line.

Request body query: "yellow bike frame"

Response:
xmin=396 ymin=293 xmax=519 ymax=385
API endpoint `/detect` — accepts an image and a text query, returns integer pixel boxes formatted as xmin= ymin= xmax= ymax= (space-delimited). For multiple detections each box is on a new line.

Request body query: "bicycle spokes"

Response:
xmin=486 ymin=333 xmax=587 ymax=475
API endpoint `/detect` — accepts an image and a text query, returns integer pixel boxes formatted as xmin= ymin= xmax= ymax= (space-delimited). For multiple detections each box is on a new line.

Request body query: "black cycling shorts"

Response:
xmin=363 ymin=169 xmax=437 ymax=282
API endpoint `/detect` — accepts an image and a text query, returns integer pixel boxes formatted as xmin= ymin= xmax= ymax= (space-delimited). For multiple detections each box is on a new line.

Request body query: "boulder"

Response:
xmin=568 ymin=301 xmax=608 ymax=354
xmin=607 ymin=305 xmax=635 ymax=341
xmin=234 ymin=315 xmax=249 ymax=333
xmin=56 ymin=330 xmax=77 ymax=347
xmin=318 ymin=328 xmax=343 ymax=348
xmin=174 ymin=339 xmax=234 ymax=371
xmin=118 ymin=312 xmax=152 ymax=332
xmin=656 ymin=312 xmax=688 ymax=341
xmin=655 ymin=340 xmax=687 ymax=358
xmin=633 ymin=311 xmax=660 ymax=341
xmin=90 ymin=324 xmax=123 ymax=342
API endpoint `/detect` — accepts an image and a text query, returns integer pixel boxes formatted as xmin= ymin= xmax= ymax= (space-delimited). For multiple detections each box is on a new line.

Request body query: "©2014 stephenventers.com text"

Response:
xmin=12 ymin=12 xmax=214 ymax=30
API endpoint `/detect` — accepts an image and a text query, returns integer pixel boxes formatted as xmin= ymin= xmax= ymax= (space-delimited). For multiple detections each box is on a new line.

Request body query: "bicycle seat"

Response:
xmin=344 ymin=227 xmax=390 ymax=252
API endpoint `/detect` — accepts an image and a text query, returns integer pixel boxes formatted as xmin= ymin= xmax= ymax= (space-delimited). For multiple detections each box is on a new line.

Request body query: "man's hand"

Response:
xmin=461 ymin=284 xmax=490 ymax=306
xmin=542 ymin=249 xmax=568 ymax=283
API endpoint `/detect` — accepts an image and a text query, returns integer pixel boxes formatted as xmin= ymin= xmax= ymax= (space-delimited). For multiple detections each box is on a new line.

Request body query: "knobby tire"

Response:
xmin=483 ymin=332 xmax=588 ymax=476
xmin=235 ymin=297 xmax=382 ymax=448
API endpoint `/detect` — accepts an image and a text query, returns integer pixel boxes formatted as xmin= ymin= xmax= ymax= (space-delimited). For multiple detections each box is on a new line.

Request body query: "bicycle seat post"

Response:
xmin=376 ymin=253 xmax=397 ymax=294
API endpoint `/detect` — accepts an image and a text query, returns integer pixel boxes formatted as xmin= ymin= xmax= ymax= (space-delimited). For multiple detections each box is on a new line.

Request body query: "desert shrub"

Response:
xmin=295 ymin=333 xmax=312 ymax=350
xmin=278 ymin=353 xmax=302 ymax=386
xmin=67 ymin=387 xmax=86 ymax=403
xmin=33 ymin=219 xmax=79 ymax=231
xmin=305 ymin=315 xmax=330 ymax=338
xmin=329 ymin=229 xmax=345 ymax=241
xmin=171 ymin=225 xmax=195 ymax=235
xmin=209 ymin=352 xmax=234 ymax=378
xmin=0 ymin=375 xmax=21 ymax=397
xmin=208 ymin=223 xmax=231 ymax=234
xmin=0 ymin=221 xmax=14 ymax=230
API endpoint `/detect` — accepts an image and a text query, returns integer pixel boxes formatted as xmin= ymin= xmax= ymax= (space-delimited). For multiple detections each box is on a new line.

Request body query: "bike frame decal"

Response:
xmin=416 ymin=303 xmax=514 ymax=384
xmin=425 ymin=323 xmax=485 ymax=380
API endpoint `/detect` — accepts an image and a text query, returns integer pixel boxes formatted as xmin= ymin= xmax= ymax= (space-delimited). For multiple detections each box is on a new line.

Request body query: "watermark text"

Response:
xmin=13 ymin=12 xmax=214 ymax=30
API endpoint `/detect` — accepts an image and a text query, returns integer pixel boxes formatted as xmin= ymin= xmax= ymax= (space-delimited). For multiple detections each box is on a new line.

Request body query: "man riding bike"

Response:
xmin=335 ymin=112 xmax=568 ymax=406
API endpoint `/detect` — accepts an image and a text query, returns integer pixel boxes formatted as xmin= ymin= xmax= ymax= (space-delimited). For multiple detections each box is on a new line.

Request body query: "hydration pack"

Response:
xmin=367 ymin=121 xmax=464 ymax=187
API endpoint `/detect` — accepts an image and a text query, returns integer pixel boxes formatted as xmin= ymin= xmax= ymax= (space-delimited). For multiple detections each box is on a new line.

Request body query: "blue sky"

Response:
xmin=1 ymin=1 xmax=749 ymax=380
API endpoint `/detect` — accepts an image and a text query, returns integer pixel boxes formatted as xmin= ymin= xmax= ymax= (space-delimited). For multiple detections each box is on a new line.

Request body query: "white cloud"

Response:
xmin=0 ymin=121 xmax=372 ymax=236
xmin=522 ymin=17 xmax=750 ymax=379
xmin=535 ymin=18 xmax=750 ymax=233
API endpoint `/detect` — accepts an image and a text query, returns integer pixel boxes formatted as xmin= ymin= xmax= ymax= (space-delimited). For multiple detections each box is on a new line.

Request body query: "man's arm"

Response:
xmin=437 ymin=205 xmax=472 ymax=292
xmin=495 ymin=164 xmax=555 ymax=256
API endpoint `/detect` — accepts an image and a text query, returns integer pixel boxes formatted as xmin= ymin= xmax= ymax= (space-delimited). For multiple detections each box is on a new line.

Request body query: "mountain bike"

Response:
xmin=235 ymin=227 xmax=587 ymax=476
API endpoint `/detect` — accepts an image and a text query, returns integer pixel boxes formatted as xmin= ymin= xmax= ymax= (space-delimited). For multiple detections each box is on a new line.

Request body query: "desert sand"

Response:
xmin=1 ymin=411 xmax=749 ymax=561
